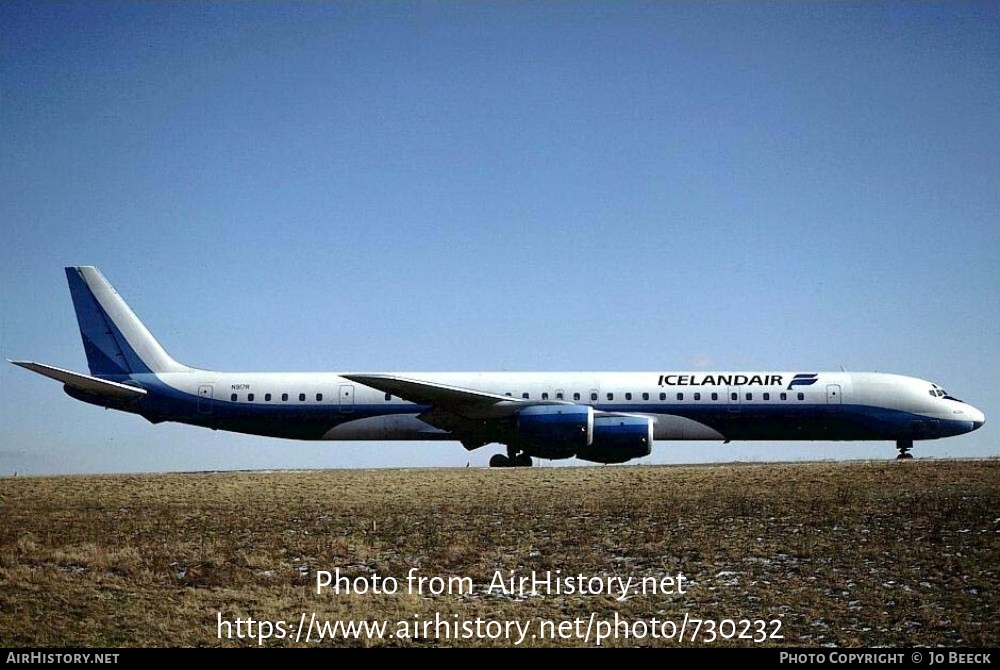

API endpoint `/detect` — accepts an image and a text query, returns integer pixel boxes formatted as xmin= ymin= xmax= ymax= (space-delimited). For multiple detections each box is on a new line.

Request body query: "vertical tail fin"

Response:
xmin=65 ymin=266 xmax=190 ymax=377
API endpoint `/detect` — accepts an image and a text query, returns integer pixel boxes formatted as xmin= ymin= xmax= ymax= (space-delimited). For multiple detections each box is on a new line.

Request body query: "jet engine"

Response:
xmin=576 ymin=415 xmax=653 ymax=464
xmin=515 ymin=405 xmax=593 ymax=459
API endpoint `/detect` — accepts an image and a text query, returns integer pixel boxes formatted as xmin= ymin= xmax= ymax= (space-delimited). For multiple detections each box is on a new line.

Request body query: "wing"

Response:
xmin=342 ymin=374 xmax=530 ymax=417
xmin=341 ymin=373 xmax=643 ymax=450
xmin=342 ymin=373 xmax=548 ymax=448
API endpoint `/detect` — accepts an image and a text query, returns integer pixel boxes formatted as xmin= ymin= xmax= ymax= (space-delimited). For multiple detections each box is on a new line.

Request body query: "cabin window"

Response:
xmin=282 ymin=393 xmax=289 ymax=401
xmin=248 ymin=393 xmax=255 ymax=402
xmin=316 ymin=393 xmax=323 ymax=401
xmin=523 ymin=392 xmax=530 ymax=399
xmin=625 ymin=392 xmax=632 ymax=401
xmin=573 ymin=392 xmax=581 ymax=401
xmin=763 ymin=392 xmax=770 ymax=400
xmin=659 ymin=392 xmax=666 ymax=401
xmin=642 ymin=392 xmax=649 ymax=400
xmin=780 ymin=392 xmax=787 ymax=400
xmin=694 ymin=392 xmax=701 ymax=400
xmin=385 ymin=393 xmax=392 ymax=401
xmin=712 ymin=392 xmax=719 ymax=401
xmin=556 ymin=392 xmax=564 ymax=400
xmin=299 ymin=393 xmax=306 ymax=401
xmin=230 ymin=393 xmax=237 ymax=402
xmin=505 ymin=392 xmax=512 ymax=397
xmin=797 ymin=392 xmax=804 ymax=400
xmin=731 ymin=393 xmax=737 ymax=401
xmin=607 ymin=392 xmax=614 ymax=401
xmin=265 ymin=393 xmax=272 ymax=401
xmin=542 ymin=392 xmax=549 ymax=400
xmin=677 ymin=393 xmax=684 ymax=401
xmin=746 ymin=392 xmax=752 ymax=401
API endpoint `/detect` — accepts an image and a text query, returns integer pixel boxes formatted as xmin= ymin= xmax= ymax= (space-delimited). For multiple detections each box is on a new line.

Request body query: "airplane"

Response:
xmin=10 ymin=267 xmax=986 ymax=466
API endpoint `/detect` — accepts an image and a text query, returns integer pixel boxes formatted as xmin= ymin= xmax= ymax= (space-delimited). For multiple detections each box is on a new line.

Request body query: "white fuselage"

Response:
xmin=137 ymin=369 xmax=984 ymax=443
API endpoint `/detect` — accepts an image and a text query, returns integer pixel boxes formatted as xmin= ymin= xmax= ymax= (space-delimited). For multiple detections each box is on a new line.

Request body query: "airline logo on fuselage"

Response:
xmin=786 ymin=373 xmax=819 ymax=390
xmin=658 ymin=374 xmax=784 ymax=387
xmin=656 ymin=373 xmax=824 ymax=388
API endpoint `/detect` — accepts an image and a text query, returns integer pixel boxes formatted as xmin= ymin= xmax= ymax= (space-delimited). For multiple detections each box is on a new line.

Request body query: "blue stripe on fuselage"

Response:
xmin=594 ymin=402 xmax=972 ymax=441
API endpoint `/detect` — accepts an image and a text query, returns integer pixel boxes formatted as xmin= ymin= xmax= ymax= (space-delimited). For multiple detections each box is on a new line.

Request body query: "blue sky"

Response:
xmin=2 ymin=2 xmax=997 ymax=474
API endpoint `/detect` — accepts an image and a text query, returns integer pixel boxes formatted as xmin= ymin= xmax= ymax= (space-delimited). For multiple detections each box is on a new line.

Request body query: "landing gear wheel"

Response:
xmin=513 ymin=453 xmax=533 ymax=467
xmin=492 ymin=449 xmax=532 ymax=467
xmin=895 ymin=439 xmax=914 ymax=461
xmin=489 ymin=454 xmax=511 ymax=468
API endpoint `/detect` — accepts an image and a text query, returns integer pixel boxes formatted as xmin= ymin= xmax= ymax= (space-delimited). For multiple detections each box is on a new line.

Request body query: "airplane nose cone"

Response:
xmin=969 ymin=405 xmax=985 ymax=430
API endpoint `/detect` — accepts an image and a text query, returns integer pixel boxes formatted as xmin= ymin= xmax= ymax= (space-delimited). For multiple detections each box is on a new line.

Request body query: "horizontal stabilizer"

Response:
xmin=9 ymin=361 xmax=147 ymax=399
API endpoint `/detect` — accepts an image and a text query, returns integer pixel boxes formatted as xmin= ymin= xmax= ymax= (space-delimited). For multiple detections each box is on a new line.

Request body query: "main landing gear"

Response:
xmin=489 ymin=446 xmax=533 ymax=468
xmin=895 ymin=439 xmax=914 ymax=460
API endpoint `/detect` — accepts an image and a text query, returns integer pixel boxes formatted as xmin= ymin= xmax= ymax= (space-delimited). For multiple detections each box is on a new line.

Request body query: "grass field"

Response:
xmin=0 ymin=459 xmax=996 ymax=647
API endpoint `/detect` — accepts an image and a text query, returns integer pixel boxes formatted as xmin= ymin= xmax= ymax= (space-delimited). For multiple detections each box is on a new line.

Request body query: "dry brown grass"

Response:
xmin=0 ymin=459 xmax=996 ymax=647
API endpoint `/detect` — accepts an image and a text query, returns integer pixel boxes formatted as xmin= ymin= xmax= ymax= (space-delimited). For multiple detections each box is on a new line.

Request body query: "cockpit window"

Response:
xmin=930 ymin=386 xmax=961 ymax=402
